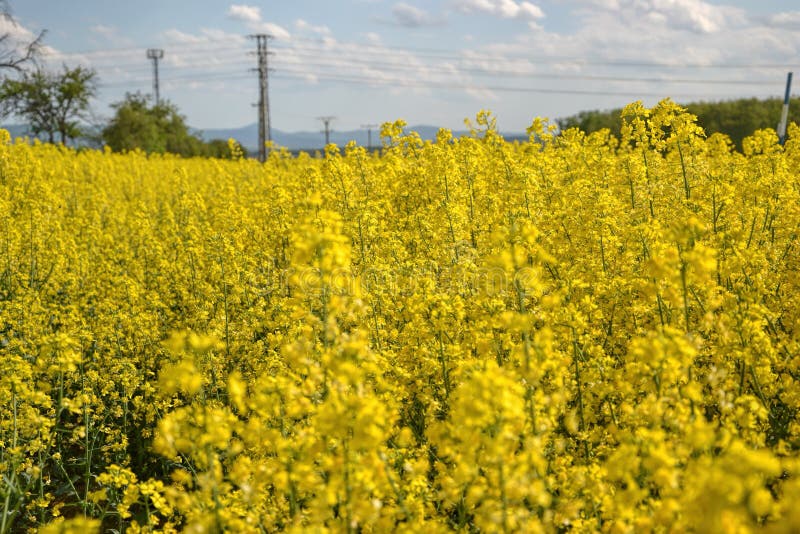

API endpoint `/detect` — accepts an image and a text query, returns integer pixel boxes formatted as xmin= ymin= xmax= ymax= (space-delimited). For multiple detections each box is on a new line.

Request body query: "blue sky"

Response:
xmin=4 ymin=0 xmax=800 ymax=133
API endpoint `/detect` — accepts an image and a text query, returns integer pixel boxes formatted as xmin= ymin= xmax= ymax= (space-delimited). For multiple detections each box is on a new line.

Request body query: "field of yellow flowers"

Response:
xmin=1 ymin=100 xmax=800 ymax=533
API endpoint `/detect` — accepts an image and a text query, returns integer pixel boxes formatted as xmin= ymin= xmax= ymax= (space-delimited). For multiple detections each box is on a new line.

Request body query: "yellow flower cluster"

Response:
xmin=1 ymin=100 xmax=800 ymax=532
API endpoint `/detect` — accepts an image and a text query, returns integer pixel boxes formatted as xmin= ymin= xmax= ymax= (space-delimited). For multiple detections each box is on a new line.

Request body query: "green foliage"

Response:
xmin=102 ymin=93 xmax=246 ymax=159
xmin=557 ymin=108 xmax=623 ymax=139
xmin=689 ymin=98 xmax=796 ymax=149
xmin=0 ymin=65 xmax=96 ymax=144
xmin=102 ymin=93 xmax=200 ymax=156
xmin=204 ymin=138 xmax=248 ymax=159
xmin=558 ymin=96 xmax=800 ymax=150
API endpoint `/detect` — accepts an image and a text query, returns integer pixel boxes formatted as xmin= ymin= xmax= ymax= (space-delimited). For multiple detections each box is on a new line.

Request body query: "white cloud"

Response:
xmin=227 ymin=4 xmax=262 ymax=24
xmin=0 ymin=16 xmax=40 ymax=48
xmin=572 ymin=0 xmax=746 ymax=34
xmin=226 ymin=3 xmax=290 ymax=39
xmin=196 ymin=28 xmax=247 ymax=43
xmin=90 ymin=24 xmax=116 ymax=40
xmin=255 ymin=22 xmax=291 ymax=40
xmin=363 ymin=32 xmax=382 ymax=45
xmin=391 ymin=3 xmax=441 ymax=27
xmin=769 ymin=11 xmax=800 ymax=29
xmin=162 ymin=28 xmax=206 ymax=44
xmin=646 ymin=0 xmax=745 ymax=33
xmin=295 ymin=19 xmax=332 ymax=36
xmin=261 ymin=28 xmax=485 ymax=104
xmin=467 ymin=0 xmax=797 ymax=87
xmin=454 ymin=0 xmax=544 ymax=21
xmin=161 ymin=28 xmax=246 ymax=51
xmin=577 ymin=0 xmax=620 ymax=9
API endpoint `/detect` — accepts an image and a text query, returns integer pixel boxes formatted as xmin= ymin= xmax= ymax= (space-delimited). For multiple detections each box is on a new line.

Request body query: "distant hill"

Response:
xmin=3 ymin=124 xmax=35 ymax=139
xmin=198 ymin=124 xmax=449 ymax=152
xmin=0 ymin=123 xmax=105 ymax=149
xmin=2 ymin=122 xmax=506 ymax=153
xmin=200 ymin=124 xmax=526 ymax=153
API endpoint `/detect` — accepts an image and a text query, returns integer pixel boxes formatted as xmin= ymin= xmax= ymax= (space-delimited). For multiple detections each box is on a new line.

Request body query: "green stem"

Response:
xmin=677 ymin=140 xmax=690 ymax=201
xmin=680 ymin=255 xmax=690 ymax=333
xmin=1 ymin=389 xmax=19 ymax=534
xmin=572 ymin=340 xmax=590 ymax=460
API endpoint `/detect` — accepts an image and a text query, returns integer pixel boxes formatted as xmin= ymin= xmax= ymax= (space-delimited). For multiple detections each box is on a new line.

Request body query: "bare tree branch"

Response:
xmin=0 ymin=0 xmax=45 ymax=72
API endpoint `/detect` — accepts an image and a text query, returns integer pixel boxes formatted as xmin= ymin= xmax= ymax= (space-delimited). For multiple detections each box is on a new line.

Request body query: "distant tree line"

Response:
xmin=558 ymin=97 xmax=799 ymax=150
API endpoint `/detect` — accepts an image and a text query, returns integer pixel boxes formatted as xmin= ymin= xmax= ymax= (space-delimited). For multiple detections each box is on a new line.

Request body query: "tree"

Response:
xmin=0 ymin=0 xmax=45 ymax=72
xmin=102 ymin=92 xmax=246 ymax=158
xmin=0 ymin=65 xmax=97 ymax=143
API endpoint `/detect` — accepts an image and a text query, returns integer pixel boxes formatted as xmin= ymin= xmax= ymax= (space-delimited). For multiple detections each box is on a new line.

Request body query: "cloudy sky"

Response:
xmin=3 ymin=0 xmax=799 ymax=133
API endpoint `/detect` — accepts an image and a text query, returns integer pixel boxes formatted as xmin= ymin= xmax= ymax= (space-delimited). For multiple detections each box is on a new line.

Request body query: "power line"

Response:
xmin=270 ymin=40 xmax=799 ymax=70
xmin=40 ymin=33 xmax=798 ymax=101
xmin=44 ymin=35 xmax=799 ymax=72
xmin=44 ymin=37 xmax=249 ymax=59
xmin=52 ymin=47 xmax=251 ymax=69
xmin=67 ymin=43 xmax=794 ymax=97
xmin=40 ymin=33 xmax=798 ymax=72
xmin=96 ymin=68 xmax=797 ymax=103
xmin=204 ymin=57 xmax=793 ymax=86
xmin=268 ymin=70 xmax=795 ymax=100
xmin=92 ymin=56 xmax=791 ymax=91
xmin=268 ymin=59 xmax=786 ymax=86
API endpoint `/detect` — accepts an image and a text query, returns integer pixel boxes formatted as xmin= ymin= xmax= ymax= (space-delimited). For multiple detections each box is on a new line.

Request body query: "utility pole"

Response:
xmin=361 ymin=123 xmax=378 ymax=150
xmin=318 ymin=116 xmax=336 ymax=146
xmin=146 ymin=48 xmax=164 ymax=106
xmin=778 ymin=71 xmax=793 ymax=146
xmin=250 ymin=34 xmax=273 ymax=162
